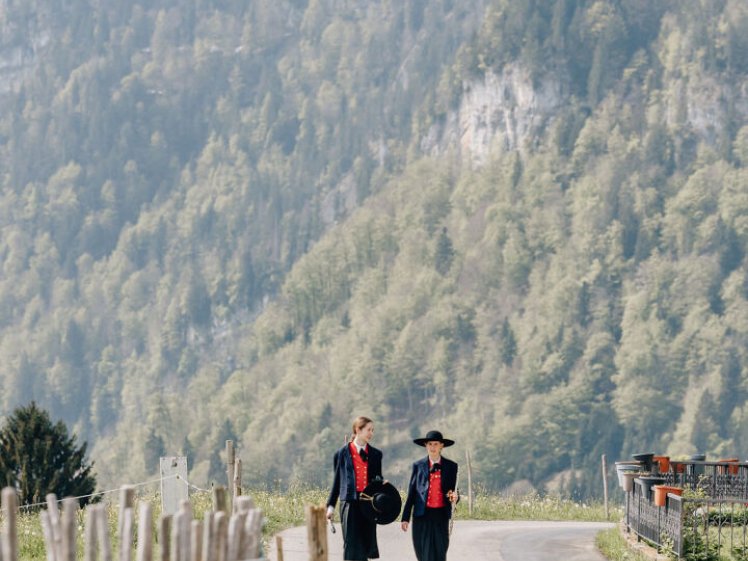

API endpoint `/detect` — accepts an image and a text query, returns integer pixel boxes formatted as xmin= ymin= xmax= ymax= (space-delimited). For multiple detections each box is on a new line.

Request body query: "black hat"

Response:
xmin=413 ymin=430 xmax=455 ymax=447
xmin=359 ymin=480 xmax=402 ymax=525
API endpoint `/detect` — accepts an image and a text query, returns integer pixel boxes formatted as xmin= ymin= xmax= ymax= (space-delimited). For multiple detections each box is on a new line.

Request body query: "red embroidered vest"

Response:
xmin=426 ymin=461 xmax=445 ymax=508
xmin=350 ymin=442 xmax=368 ymax=492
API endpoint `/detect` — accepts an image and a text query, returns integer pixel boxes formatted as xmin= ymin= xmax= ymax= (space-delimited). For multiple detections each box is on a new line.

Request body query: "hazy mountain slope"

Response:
xmin=4 ymin=0 xmax=748 ymax=497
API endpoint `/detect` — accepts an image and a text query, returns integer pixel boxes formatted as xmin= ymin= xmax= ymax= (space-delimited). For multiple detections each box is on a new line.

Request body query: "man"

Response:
xmin=401 ymin=430 xmax=459 ymax=561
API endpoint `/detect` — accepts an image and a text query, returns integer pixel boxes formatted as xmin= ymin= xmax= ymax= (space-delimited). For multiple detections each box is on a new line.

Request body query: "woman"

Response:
xmin=326 ymin=416 xmax=383 ymax=560
xmin=401 ymin=430 xmax=459 ymax=561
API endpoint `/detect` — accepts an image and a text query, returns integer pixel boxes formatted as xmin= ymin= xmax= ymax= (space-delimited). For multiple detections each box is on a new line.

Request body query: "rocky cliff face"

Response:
xmin=424 ymin=60 xmax=748 ymax=168
xmin=664 ymin=73 xmax=748 ymax=147
xmin=421 ymin=63 xmax=567 ymax=167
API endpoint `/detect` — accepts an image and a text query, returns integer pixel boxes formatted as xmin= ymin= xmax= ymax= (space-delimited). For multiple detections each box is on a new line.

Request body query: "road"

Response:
xmin=268 ymin=520 xmax=615 ymax=560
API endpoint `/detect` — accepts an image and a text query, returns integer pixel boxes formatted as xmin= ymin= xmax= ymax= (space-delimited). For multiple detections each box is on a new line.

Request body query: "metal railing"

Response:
xmin=627 ymin=485 xmax=748 ymax=559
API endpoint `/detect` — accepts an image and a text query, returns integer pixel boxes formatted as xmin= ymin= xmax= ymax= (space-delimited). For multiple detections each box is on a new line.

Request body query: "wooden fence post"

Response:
xmin=96 ymin=504 xmax=113 ymax=561
xmin=2 ymin=487 xmax=18 ymax=561
xmin=172 ymin=504 xmax=192 ymax=561
xmin=226 ymin=513 xmax=244 ymax=561
xmin=212 ymin=487 xmax=227 ymax=514
xmin=136 ymin=503 xmax=153 ymax=561
xmin=201 ymin=512 xmax=214 ymax=561
xmin=233 ymin=497 xmax=253 ymax=514
xmin=305 ymin=505 xmax=327 ymax=561
xmin=601 ymin=454 xmax=609 ymax=520
xmin=190 ymin=520 xmax=203 ymax=561
xmin=83 ymin=504 xmax=98 ymax=561
xmin=213 ymin=511 xmax=228 ymax=561
xmin=119 ymin=485 xmax=135 ymax=536
xmin=159 ymin=515 xmax=172 ymax=561
xmin=244 ymin=508 xmax=262 ymax=559
xmin=465 ymin=450 xmax=473 ymax=516
xmin=233 ymin=459 xmax=242 ymax=499
xmin=275 ymin=536 xmax=284 ymax=561
xmin=45 ymin=494 xmax=61 ymax=561
xmin=61 ymin=498 xmax=78 ymax=561
xmin=225 ymin=441 xmax=234 ymax=515
xmin=120 ymin=503 xmax=134 ymax=561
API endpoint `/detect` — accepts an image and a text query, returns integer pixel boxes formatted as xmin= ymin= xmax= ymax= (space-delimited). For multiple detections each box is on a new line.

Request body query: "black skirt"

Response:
xmin=340 ymin=500 xmax=379 ymax=560
xmin=412 ymin=507 xmax=450 ymax=561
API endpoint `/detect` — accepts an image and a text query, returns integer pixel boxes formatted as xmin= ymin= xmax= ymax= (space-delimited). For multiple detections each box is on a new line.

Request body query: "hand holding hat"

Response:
xmin=359 ymin=480 xmax=402 ymax=525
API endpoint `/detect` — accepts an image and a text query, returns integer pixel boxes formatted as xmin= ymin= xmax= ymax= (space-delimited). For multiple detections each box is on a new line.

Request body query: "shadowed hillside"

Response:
xmin=2 ymin=0 xmax=748 ymax=498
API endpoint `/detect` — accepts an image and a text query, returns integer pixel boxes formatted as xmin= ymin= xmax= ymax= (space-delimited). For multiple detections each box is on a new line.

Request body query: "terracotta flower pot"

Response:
xmin=653 ymin=485 xmax=683 ymax=507
xmin=615 ymin=461 xmax=642 ymax=486
xmin=718 ymin=458 xmax=740 ymax=475
xmin=670 ymin=461 xmax=686 ymax=474
xmin=622 ymin=472 xmax=637 ymax=493
xmin=653 ymin=455 xmax=670 ymax=473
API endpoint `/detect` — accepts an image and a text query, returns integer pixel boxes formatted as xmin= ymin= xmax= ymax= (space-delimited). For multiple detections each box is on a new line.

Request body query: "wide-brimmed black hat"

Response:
xmin=413 ymin=430 xmax=455 ymax=447
xmin=359 ymin=480 xmax=402 ymax=525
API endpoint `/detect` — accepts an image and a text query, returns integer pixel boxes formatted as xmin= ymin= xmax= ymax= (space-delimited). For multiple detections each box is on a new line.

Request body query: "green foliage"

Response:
xmin=0 ymin=403 xmax=96 ymax=507
xmin=3 ymin=0 xmax=748 ymax=504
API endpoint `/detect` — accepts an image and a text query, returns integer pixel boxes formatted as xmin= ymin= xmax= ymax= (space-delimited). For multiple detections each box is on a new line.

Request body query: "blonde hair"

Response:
xmin=351 ymin=416 xmax=373 ymax=440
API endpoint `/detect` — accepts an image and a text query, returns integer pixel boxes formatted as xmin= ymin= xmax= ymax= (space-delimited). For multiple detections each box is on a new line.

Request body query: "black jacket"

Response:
xmin=401 ymin=456 xmax=458 ymax=521
xmin=326 ymin=443 xmax=383 ymax=508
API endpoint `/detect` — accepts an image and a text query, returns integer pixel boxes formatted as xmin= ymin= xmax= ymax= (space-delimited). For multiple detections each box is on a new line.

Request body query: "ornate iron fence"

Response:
xmin=626 ymin=489 xmax=684 ymax=556
xmin=627 ymin=487 xmax=748 ymax=559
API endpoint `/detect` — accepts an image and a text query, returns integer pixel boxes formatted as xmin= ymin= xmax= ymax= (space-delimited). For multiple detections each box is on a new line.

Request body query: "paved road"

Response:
xmin=269 ymin=520 xmax=615 ymax=560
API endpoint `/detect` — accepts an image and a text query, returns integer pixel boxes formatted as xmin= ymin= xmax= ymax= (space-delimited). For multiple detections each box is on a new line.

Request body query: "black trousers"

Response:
xmin=412 ymin=507 xmax=450 ymax=561
xmin=340 ymin=500 xmax=379 ymax=560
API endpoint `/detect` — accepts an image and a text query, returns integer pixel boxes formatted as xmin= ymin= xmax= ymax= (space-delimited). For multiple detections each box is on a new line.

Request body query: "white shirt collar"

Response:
xmin=429 ymin=456 xmax=442 ymax=466
xmin=353 ymin=440 xmax=367 ymax=452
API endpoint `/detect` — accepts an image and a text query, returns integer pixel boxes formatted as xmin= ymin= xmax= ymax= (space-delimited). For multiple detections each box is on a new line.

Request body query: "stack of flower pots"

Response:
xmin=615 ymin=460 xmax=642 ymax=491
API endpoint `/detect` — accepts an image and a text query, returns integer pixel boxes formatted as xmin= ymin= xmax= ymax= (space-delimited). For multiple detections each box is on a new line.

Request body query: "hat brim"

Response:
xmin=359 ymin=481 xmax=402 ymax=525
xmin=413 ymin=437 xmax=455 ymax=447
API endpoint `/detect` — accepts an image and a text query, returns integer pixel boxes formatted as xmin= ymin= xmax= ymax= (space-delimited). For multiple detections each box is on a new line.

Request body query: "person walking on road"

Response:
xmin=327 ymin=416 xmax=384 ymax=560
xmin=401 ymin=430 xmax=459 ymax=561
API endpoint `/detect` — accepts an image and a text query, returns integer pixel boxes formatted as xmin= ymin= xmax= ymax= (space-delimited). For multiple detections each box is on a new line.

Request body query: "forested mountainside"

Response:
xmin=2 ymin=0 xmax=748 ymax=498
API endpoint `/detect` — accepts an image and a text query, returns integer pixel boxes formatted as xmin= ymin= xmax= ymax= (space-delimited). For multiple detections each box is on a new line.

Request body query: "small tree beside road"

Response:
xmin=0 ymin=402 xmax=96 ymax=506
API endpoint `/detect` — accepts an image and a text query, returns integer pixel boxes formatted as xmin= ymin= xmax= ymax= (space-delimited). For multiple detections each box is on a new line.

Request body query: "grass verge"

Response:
xmin=596 ymin=527 xmax=651 ymax=561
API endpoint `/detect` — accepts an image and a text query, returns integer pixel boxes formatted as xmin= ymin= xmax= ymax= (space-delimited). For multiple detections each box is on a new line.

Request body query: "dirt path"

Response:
xmin=269 ymin=520 xmax=615 ymax=560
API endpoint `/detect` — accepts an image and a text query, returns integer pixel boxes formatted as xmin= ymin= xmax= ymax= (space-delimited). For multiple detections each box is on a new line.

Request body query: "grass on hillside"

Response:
xmin=8 ymin=487 xmax=619 ymax=560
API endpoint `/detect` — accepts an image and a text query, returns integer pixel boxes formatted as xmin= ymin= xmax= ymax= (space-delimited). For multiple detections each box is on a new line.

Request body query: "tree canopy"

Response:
xmin=0 ymin=403 xmax=96 ymax=506
xmin=1 ymin=1 xmax=748 ymax=499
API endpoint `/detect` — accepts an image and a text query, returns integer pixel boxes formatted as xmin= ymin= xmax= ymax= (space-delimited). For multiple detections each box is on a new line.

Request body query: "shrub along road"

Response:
xmin=270 ymin=520 xmax=615 ymax=560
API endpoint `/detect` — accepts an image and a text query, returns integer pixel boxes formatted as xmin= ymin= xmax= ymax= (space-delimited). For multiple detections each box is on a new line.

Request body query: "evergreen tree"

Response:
xmin=500 ymin=318 xmax=518 ymax=366
xmin=0 ymin=402 xmax=96 ymax=506
xmin=182 ymin=436 xmax=194 ymax=472
xmin=144 ymin=428 xmax=166 ymax=473
xmin=434 ymin=226 xmax=455 ymax=275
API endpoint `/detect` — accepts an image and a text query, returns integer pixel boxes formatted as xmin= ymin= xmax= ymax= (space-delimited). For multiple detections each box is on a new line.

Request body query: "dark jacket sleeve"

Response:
xmin=443 ymin=458 xmax=460 ymax=508
xmin=371 ymin=447 xmax=383 ymax=482
xmin=327 ymin=449 xmax=341 ymax=508
xmin=401 ymin=462 xmax=418 ymax=522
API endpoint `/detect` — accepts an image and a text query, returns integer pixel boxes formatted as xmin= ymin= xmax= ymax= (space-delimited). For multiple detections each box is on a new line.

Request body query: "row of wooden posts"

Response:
xmin=0 ymin=484 xmax=263 ymax=561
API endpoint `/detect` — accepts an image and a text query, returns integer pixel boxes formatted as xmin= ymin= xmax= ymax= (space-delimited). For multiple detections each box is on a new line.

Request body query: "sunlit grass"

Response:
xmin=468 ymin=490 xmax=620 ymax=522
